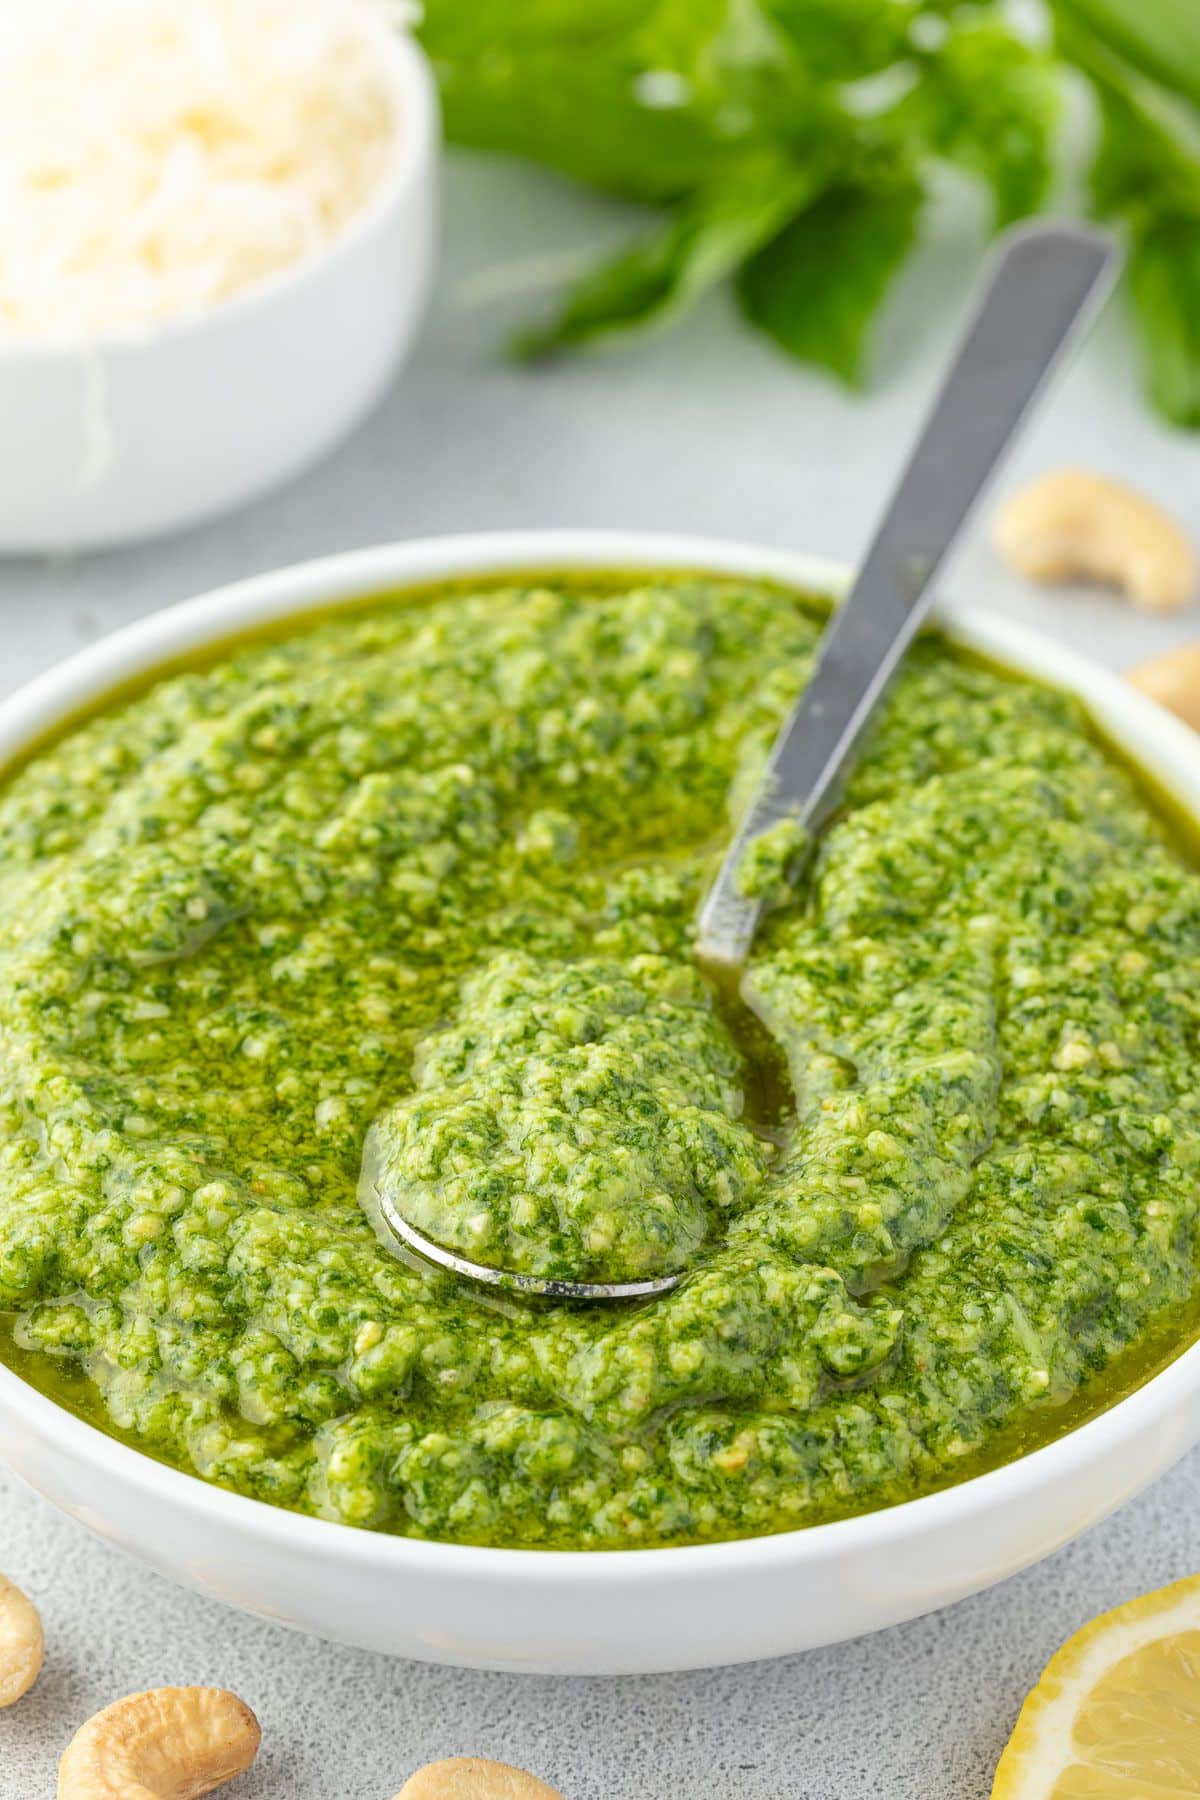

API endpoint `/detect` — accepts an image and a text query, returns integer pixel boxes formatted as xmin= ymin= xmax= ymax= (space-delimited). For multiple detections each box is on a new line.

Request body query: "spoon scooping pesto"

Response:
xmin=366 ymin=222 xmax=1120 ymax=1299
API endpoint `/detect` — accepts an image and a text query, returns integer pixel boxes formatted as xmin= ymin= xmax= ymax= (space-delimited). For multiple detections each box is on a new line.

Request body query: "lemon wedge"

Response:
xmin=992 ymin=1575 xmax=1200 ymax=1799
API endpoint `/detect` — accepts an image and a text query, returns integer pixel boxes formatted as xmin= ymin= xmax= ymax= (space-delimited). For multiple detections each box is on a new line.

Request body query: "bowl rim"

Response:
xmin=0 ymin=24 xmax=438 ymax=363
xmin=4 ymin=524 xmax=1200 ymax=1585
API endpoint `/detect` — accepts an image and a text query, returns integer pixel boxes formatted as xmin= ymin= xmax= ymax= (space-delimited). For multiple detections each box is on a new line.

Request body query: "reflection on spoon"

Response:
xmin=360 ymin=1159 xmax=683 ymax=1301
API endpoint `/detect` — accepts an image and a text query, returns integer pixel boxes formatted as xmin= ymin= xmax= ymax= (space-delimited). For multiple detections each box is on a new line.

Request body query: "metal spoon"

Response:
xmin=370 ymin=220 xmax=1120 ymax=1301
xmin=697 ymin=221 xmax=1120 ymax=968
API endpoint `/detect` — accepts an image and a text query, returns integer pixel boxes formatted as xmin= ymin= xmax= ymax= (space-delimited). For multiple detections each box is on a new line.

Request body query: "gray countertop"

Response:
xmin=2 ymin=154 xmax=1198 ymax=1800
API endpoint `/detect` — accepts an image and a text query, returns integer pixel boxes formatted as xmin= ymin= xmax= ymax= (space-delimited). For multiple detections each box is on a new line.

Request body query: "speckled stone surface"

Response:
xmin=1 ymin=152 xmax=1198 ymax=1799
xmin=6 ymin=1456 xmax=1200 ymax=1799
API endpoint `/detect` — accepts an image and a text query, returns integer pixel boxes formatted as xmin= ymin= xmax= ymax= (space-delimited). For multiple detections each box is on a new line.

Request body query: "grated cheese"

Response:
xmin=0 ymin=0 xmax=409 ymax=341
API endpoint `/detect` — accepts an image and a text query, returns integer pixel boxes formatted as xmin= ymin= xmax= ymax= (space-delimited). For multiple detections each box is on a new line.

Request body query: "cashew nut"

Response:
xmin=58 ymin=1686 xmax=260 ymax=1800
xmin=0 ymin=1573 xmax=43 ymax=1706
xmin=994 ymin=469 xmax=1196 ymax=613
xmin=1128 ymin=643 xmax=1200 ymax=732
xmin=395 ymin=1757 xmax=566 ymax=1800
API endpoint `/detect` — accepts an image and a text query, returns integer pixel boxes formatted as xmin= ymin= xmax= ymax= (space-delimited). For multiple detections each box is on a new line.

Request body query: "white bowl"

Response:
xmin=0 ymin=31 xmax=438 ymax=552
xmin=2 ymin=530 xmax=1199 ymax=1675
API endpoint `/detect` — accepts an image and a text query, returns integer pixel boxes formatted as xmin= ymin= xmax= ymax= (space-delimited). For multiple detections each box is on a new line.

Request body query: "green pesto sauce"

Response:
xmin=736 ymin=816 xmax=810 ymax=907
xmin=2 ymin=572 xmax=1200 ymax=1549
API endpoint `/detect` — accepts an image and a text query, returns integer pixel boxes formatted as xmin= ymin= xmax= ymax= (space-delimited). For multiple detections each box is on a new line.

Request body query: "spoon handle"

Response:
xmin=696 ymin=221 xmax=1121 ymax=970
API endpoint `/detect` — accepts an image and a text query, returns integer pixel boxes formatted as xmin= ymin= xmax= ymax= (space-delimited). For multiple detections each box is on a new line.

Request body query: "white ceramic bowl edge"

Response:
xmin=2 ymin=529 xmax=1199 ymax=1674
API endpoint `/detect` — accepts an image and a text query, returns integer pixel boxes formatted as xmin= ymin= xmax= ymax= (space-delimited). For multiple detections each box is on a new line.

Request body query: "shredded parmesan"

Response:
xmin=0 ymin=0 xmax=409 ymax=341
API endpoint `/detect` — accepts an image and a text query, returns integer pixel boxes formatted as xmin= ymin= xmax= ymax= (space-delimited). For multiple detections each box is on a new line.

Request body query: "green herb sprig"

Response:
xmin=418 ymin=0 xmax=1200 ymax=427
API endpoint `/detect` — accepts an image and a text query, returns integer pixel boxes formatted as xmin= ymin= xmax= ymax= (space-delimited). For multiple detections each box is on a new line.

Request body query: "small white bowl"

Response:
xmin=0 ymin=30 xmax=438 ymax=552
xmin=2 ymin=530 xmax=1200 ymax=1674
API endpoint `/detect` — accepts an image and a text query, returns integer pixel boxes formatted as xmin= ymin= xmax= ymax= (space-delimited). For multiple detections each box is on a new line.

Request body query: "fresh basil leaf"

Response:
xmin=418 ymin=0 xmax=1200 ymax=428
xmin=1084 ymin=60 xmax=1200 ymax=218
xmin=1127 ymin=215 xmax=1200 ymax=427
xmin=1077 ymin=51 xmax=1200 ymax=424
xmin=759 ymin=0 xmax=914 ymax=81
xmin=735 ymin=174 xmax=923 ymax=385
xmin=421 ymin=49 xmax=727 ymax=203
xmin=512 ymin=155 xmax=828 ymax=358
xmin=419 ymin=0 xmax=646 ymax=55
xmin=1049 ymin=0 xmax=1200 ymax=113
xmin=419 ymin=0 xmax=802 ymax=203
xmin=893 ymin=24 xmax=1059 ymax=226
